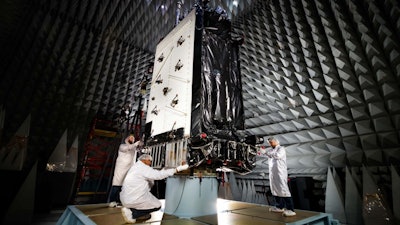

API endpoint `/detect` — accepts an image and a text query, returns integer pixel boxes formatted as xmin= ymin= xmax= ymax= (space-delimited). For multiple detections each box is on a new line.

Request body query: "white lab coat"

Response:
xmin=120 ymin=160 xmax=176 ymax=209
xmin=111 ymin=137 xmax=141 ymax=186
xmin=265 ymin=145 xmax=291 ymax=197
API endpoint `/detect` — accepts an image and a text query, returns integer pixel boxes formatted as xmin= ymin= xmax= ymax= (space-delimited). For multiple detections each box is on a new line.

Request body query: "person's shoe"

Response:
xmin=109 ymin=201 xmax=123 ymax=208
xmin=108 ymin=201 xmax=118 ymax=208
xmin=283 ymin=210 xmax=296 ymax=217
xmin=121 ymin=207 xmax=136 ymax=224
xmin=269 ymin=206 xmax=284 ymax=213
xmin=136 ymin=214 xmax=151 ymax=221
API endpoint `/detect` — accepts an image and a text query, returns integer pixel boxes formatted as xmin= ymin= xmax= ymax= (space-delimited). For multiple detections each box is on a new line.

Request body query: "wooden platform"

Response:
xmin=56 ymin=199 xmax=339 ymax=225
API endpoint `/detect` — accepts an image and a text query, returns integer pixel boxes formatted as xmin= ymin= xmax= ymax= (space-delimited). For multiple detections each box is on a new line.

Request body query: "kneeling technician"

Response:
xmin=120 ymin=154 xmax=189 ymax=223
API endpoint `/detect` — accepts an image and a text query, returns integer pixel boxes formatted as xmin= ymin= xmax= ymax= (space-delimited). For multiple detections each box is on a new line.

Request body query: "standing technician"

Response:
xmin=108 ymin=135 xmax=144 ymax=207
xmin=259 ymin=136 xmax=296 ymax=217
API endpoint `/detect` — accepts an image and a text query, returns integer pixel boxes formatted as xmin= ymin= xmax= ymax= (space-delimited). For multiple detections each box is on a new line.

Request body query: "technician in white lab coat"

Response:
xmin=120 ymin=154 xmax=189 ymax=224
xmin=259 ymin=137 xmax=296 ymax=217
xmin=109 ymin=135 xmax=143 ymax=207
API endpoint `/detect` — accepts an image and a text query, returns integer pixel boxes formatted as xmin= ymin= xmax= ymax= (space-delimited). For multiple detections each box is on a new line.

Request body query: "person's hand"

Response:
xmin=257 ymin=146 xmax=267 ymax=155
xmin=141 ymin=147 xmax=151 ymax=153
xmin=176 ymin=164 xmax=189 ymax=172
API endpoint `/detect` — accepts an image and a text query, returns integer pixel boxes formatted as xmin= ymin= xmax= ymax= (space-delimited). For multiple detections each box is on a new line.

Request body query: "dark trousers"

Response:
xmin=274 ymin=196 xmax=294 ymax=211
xmin=130 ymin=207 xmax=161 ymax=219
xmin=109 ymin=185 xmax=122 ymax=203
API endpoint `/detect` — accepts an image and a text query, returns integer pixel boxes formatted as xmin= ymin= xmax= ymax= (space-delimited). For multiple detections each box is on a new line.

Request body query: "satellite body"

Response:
xmin=145 ymin=3 xmax=255 ymax=175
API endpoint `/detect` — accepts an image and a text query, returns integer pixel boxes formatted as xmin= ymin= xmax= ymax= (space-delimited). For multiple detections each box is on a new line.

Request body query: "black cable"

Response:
xmin=170 ymin=177 xmax=187 ymax=214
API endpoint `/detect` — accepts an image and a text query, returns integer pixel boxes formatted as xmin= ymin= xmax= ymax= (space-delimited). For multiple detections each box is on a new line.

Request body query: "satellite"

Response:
xmin=144 ymin=1 xmax=261 ymax=176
